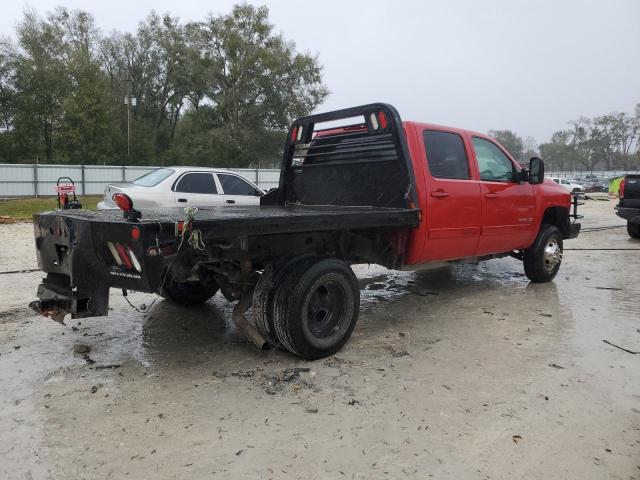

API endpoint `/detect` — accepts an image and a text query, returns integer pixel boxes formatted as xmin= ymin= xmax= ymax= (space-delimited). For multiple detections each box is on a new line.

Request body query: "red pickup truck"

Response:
xmin=30 ymin=103 xmax=580 ymax=359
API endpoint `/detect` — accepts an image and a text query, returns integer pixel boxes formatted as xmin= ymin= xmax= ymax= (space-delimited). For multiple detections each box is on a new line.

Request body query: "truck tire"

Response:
xmin=252 ymin=256 xmax=318 ymax=347
xmin=160 ymin=279 xmax=219 ymax=306
xmin=523 ymin=224 xmax=563 ymax=283
xmin=627 ymin=221 xmax=640 ymax=239
xmin=272 ymin=258 xmax=360 ymax=360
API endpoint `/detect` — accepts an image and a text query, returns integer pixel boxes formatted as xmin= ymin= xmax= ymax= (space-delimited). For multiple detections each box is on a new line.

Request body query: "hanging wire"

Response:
xmin=123 ymin=206 xmax=196 ymax=312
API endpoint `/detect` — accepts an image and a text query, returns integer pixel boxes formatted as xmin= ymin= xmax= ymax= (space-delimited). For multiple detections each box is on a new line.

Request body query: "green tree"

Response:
xmin=51 ymin=8 xmax=119 ymax=165
xmin=0 ymin=49 xmax=17 ymax=161
xmin=9 ymin=7 xmax=70 ymax=162
xmin=183 ymin=3 xmax=328 ymax=167
xmin=522 ymin=136 xmax=538 ymax=163
xmin=488 ymin=129 xmax=524 ymax=161
xmin=0 ymin=4 xmax=327 ymax=166
xmin=539 ymin=131 xmax=574 ymax=171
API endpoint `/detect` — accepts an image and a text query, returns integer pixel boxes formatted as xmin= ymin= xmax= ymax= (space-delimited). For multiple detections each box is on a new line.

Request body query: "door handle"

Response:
xmin=484 ymin=193 xmax=499 ymax=199
xmin=178 ymin=198 xmax=187 ymax=203
xmin=430 ymin=191 xmax=450 ymax=198
xmin=226 ymin=199 xmax=236 ymax=204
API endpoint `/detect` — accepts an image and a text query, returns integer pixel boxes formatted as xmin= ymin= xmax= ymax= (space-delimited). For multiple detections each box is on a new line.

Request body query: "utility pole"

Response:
xmin=127 ymin=78 xmax=130 ymax=163
xmin=125 ymin=78 xmax=136 ymax=164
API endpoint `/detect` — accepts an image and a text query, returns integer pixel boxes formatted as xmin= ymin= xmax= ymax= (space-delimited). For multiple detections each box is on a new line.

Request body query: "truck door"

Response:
xmin=471 ymin=137 xmax=536 ymax=255
xmin=173 ymin=172 xmax=224 ymax=207
xmin=421 ymin=129 xmax=482 ymax=261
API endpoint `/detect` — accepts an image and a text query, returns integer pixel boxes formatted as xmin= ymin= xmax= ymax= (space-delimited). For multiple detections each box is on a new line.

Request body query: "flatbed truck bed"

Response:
xmin=38 ymin=204 xmax=420 ymax=238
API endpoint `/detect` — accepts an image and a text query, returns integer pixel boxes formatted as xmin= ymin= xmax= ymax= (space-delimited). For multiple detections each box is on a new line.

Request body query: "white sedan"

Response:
xmin=97 ymin=167 xmax=265 ymax=210
xmin=547 ymin=177 xmax=584 ymax=193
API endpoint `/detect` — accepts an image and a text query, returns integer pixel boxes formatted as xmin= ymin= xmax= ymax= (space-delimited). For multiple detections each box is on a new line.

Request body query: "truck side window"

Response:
xmin=218 ymin=174 xmax=260 ymax=196
xmin=472 ymin=138 xmax=515 ymax=182
xmin=175 ymin=172 xmax=218 ymax=194
xmin=423 ymin=130 xmax=470 ymax=180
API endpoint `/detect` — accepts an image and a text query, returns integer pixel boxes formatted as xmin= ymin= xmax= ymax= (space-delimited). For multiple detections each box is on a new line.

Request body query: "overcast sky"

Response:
xmin=2 ymin=0 xmax=639 ymax=142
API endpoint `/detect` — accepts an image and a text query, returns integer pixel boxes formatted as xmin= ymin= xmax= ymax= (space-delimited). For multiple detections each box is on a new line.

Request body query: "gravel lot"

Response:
xmin=0 ymin=198 xmax=638 ymax=479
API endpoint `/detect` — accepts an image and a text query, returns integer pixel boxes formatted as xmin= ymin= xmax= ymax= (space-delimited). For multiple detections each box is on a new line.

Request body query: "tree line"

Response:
xmin=0 ymin=5 xmax=328 ymax=167
xmin=490 ymin=105 xmax=640 ymax=171
xmin=1 ymin=5 xmax=637 ymax=172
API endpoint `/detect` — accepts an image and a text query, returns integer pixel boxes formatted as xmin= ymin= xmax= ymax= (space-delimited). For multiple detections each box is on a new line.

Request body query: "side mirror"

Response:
xmin=529 ymin=157 xmax=545 ymax=184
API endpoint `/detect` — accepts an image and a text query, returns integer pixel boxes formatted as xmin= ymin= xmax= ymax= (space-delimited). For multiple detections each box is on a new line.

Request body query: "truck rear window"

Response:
xmin=423 ymin=131 xmax=470 ymax=180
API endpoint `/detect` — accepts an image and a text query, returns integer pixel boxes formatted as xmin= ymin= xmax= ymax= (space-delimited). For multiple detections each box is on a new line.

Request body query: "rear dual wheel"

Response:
xmin=254 ymin=257 xmax=360 ymax=359
xmin=252 ymin=256 xmax=317 ymax=346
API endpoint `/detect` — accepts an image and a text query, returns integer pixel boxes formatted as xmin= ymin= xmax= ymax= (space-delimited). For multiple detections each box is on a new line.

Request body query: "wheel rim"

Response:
xmin=304 ymin=279 xmax=347 ymax=340
xmin=543 ymin=238 xmax=562 ymax=272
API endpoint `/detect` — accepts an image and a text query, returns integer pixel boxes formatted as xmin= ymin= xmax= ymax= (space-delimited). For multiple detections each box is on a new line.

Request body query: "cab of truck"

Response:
xmin=398 ymin=120 xmax=579 ymax=281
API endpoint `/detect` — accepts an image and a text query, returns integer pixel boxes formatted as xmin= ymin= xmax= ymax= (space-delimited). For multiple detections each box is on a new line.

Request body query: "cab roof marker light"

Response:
xmin=107 ymin=242 xmax=122 ymax=266
xmin=377 ymin=111 xmax=388 ymax=129
xmin=370 ymin=113 xmax=379 ymax=130
xmin=127 ymin=248 xmax=142 ymax=272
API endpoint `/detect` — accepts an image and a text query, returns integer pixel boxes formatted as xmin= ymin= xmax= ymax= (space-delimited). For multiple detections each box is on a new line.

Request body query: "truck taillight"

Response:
xmin=107 ymin=241 xmax=142 ymax=273
xmin=619 ymin=179 xmax=625 ymax=198
xmin=115 ymin=243 xmax=133 ymax=270
xmin=127 ymin=248 xmax=142 ymax=272
xmin=107 ymin=242 xmax=122 ymax=266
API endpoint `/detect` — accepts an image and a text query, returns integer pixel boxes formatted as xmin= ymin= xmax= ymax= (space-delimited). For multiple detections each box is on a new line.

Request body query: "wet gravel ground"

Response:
xmin=0 ymin=198 xmax=638 ymax=479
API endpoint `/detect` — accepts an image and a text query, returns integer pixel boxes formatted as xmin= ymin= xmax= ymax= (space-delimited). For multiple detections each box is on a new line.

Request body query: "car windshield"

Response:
xmin=132 ymin=168 xmax=174 ymax=187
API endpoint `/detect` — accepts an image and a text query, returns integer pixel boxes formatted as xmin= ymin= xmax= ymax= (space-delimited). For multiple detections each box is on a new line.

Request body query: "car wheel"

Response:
xmin=272 ymin=258 xmax=360 ymax=360
xmin=627 ymin=221 xmax=640 ymax=239
xmin=523 ymin=224 xmax=563 ymax=283
xmin=160 ymin=278 xmax=219 ymax=306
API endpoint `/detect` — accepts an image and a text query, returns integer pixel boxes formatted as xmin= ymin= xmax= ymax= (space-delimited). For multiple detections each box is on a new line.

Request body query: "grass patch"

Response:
xmin=0 ymin=196 xmax=101 ymax=221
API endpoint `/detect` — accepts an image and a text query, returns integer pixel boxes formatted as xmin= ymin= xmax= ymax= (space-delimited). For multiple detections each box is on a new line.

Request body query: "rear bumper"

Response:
xmin=567 ymin=222 xmax=581 ymax=239
xmin=615 ymin=206 xmax=640 ymax=223
xmin=30 ymin=211 xmax=171 ymax=320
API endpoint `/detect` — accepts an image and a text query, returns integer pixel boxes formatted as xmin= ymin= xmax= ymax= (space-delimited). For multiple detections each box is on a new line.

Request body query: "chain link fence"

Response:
xmin=545 ymin=170 xmax=638 ymax=179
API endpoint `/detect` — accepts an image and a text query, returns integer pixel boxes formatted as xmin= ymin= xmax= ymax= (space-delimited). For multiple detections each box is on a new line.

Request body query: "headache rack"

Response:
xmin=275 ymin=103 xmax=418 ymax=210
